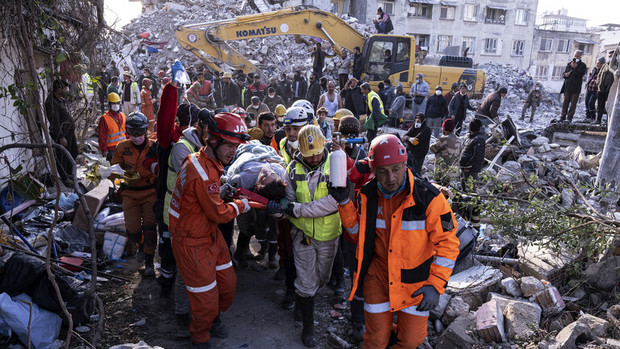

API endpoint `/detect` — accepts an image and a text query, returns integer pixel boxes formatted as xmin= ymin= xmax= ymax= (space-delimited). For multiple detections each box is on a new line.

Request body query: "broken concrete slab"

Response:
xmin=434 ymin=314 xmax=477 ymax=349
xmin=73 ymin=179 xmax=113 ymax=232
xmin=441 ymin=296 xmax=470 ymax=324
xmin=447 ymin=266 xmax=502 ymax=309
xmin=487 ymin=292 xmax=515 ymax=313
xmin=534 ymin=286 xmax=565 ymax=315
xmin=430 ymin=293 xmax=452 ymax=320
xmin=577 ymin=313 xmax=610 ymax=337
xmin=500 ymin=278 xmax=522 ymax=297
xmin=476 ymin=299 xmax=506 ymax=343
xmin=520 ymin=276 xmax=545 ymax=297
xmin=554 ymin=321 xmax=593 ymax=349
xmin=518 ymin=242 xmax=575 ymax=286
xmin=504 ymin=300 xmax=542 ymax=341
xmin=585 ymin=255 xmax=620 ymax=291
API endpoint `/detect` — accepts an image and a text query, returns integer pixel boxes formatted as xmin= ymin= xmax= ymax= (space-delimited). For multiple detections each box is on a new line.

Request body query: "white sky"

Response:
xmin=102 ymin=0 xmax=620 ymax=30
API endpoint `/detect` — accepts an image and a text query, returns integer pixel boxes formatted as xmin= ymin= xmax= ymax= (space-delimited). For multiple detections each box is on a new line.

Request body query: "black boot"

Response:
xmin=210 ymin=314 xmax=229 ymax=339
xmin=268 ymin=242 xmax=278 ymax=269
xmin=176 ymin=313 xmax=191 ymax=338
xmin=143 ymin=254 xmax=155 ymax=277
xmin=234 ymin=234 xmax=252 ymax=268
xmin=281 ymin=288 xmax=295 ymax=310
xmin=300 ymin=296 xmax=316 ymax=347
xmin=254 ymin=240 xmax=269 ymax=260
xmin=294 ymin=294 xmax=303 ymax=321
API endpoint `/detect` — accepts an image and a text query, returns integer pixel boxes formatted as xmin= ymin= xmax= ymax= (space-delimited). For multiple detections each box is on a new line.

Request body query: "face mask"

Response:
xmin=535 ymin=87 xmax=539 ymax=90
xmin=277 ymin=116 xmax=284 ymax=123
xmin=250 ymin=119 xmax=257 ymax=127
xmin=111 ymin=104 xmax=120 ymax=112
xmin=415 ymin=122 xmax=422 ymax=128
xmin=435 ymin=90 xmax=442 ymax=95
xmin=268 ymin=94 xmax=275 ymax=98
xmin=289 ymin=139 xmax=299 ymax=148
xmin=131 ymin=135 xmax=145 ymax=146
xmin=575 ymin=59 xmax=580 ymax=62
xmin=417 ymin=79 xmax=421 ymax=83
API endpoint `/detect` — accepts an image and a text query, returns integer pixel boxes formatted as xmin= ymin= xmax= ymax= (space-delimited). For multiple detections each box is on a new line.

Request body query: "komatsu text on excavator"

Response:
xmin=176 ymin=6 xmax=486 ymax=97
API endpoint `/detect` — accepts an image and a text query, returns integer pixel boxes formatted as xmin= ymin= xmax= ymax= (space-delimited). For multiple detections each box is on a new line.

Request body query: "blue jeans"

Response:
xmin=375 ymin=22 xmax=387 ymax=33
xmin=585 ymin=89 xmax=597 ymax=119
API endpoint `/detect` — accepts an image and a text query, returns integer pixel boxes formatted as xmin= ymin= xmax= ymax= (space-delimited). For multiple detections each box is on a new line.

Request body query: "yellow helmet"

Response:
xmin=333 ymin=108 xmax=353 ymax=121
xmin=275 ymin=104 xmax=287 ymax=117
xmin=222 ymin=72 xmax=232 ymax=79
xmin=107 ymin=92 xmax=121 ymax=103
xmin=298 ymin=125 xmax=326 ymax=157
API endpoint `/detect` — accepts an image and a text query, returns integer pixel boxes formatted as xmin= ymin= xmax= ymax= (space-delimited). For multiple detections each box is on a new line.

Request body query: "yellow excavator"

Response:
xmin=176 ymin=6 xmax=485 ymax=97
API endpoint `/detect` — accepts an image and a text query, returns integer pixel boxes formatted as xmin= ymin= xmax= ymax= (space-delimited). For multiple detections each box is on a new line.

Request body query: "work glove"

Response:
xmin=220 ymin=182 xmax=237 ymax=200
xmin=239 ymin=198 xmax=251 ymax=214
xmin=411 ymin=137 xmax=419 ymax=146
xmin=328 ymin=182 xmax=351 ymax=205
xmin=267 ymin=200 xmax=283 ymax=215
xmin=411 ymin=285 xmax=440 ymax=312
xmin=284 ymin=203 xmax=299 ymax=218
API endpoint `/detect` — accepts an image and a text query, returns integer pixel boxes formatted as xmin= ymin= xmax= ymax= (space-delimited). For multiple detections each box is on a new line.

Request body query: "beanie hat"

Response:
xmin=598 ymin=57 xmax=606 ymax=64
xmin=177 ymin=103 xmax=200 ymax=127
xmin=498 ymin=87 xmax=508 ymax=94
xmin=469 ymin=118 xmax=482 ymax=132
xmin=442 ymin=118 xmax=455 ymax=133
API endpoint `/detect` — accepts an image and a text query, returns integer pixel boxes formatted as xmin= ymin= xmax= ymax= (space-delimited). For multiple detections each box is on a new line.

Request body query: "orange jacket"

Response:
xmin=168 ymin=147 xmax=247 ymax=244
xmin=111 ymin=139 xmax=156 ymax=189
xmin=337 ymin=169 xmax=459 ymax=312
xmin=98 ymin=111 xmax=126 ymax=152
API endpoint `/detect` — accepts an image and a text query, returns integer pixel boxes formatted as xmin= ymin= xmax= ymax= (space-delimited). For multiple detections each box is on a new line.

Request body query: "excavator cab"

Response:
xmin=363 ymin=35 xmax=413 ymax=88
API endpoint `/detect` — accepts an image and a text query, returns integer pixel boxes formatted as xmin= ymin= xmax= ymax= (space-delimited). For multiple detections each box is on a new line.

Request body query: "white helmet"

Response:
xmin=292 ymin=99 xmax=315 ymax=123
xmin=284 ymin=107 xmax=308 ymax=126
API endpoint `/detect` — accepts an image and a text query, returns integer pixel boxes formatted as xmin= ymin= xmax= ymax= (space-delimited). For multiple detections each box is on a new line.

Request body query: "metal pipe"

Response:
xmin=473 ymin=254 xmax=519 ymax=265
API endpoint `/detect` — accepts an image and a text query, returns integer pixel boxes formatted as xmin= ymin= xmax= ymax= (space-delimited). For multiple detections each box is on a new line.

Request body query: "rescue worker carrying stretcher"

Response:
xmin=328 ymin=134 xmax=460 ymax=348
xmin=168 ymin=112 xmax=251 ymax=349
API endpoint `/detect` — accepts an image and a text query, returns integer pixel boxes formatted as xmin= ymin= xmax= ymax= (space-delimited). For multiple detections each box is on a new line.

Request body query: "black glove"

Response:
xmin=412 ymin=285 xmax=440 ymax=311
xmin=267 ymin=200 xmax=283 ymax=215
xmin=220 ymin=183 xmax=237 ymax=200
xmin=328 ymin=182 xmax=351 ymax=204
xmin=283 ymin=203 xmax=298 ymax=218
xmin=106 ymin=150 xmax=114 ymax=161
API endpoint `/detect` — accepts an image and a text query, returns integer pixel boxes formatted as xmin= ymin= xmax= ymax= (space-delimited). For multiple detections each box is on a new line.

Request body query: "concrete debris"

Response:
xmin=554 ymin=322 xmax=594 ymax=349
xmin=577 ymin=313 xmax=610 ymax=337
xmin=584 ymin=255 xmax=620 ymax=291
xmin=447 ymin=266 xmax=502 ymax=309
xmin=500 ymin=278 xmax=522 ymax=298
xmin=430 ymin=293 xmax=452 ymax=320
xmin=533 ymin=286 xmax=565 ymax=315
xmin=503 ymin=300 xmax=542 ymax=341
xmin=434 ymin=314 xmax=477 ymax=349
xmin=520 ymin=276 xmax=545 ymax=297
xmin=519 ymin=243 xmax=575 ymax=286
xmin=441 ymin=296 xmax=470 ymax=324
xmin=476 ymin=299 xmax=506 ymax=343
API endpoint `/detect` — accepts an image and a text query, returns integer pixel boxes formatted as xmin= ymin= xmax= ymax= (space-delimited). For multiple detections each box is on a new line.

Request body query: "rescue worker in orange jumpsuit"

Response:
xmin=140 ymin=78 xmax=156 ymax=133
xmin=328 ymin=134 xmax=460 ymax=348
xmin=111 ymin=112 xmax=158 ymax=276
xmin=98 ymin=92 xmax=126 ymax=161
xmin=168 ymin=112 xmax=251 ymax=349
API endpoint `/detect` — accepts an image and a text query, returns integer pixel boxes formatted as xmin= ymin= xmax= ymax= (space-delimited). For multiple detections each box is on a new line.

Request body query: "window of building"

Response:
xmin=440 ymin=5 xmax=455 ymax=20
xmin=539 ymin=38 xmax=553 ymax=52
xmin=512 ymin=40 xmax=525 ymax=56
xmin=462 ymin=36 xmax=475 ymax=54
xmin=578 ymin=43 xmax=593 ymax=54
xmin=485 ymin=7 xmax=506 ymax=24
xmin=483 ymin=38 xmax=498 ymax=54
xmin=552 ymin=66 xmax=564 ymax=80
xmin=463 ymin=4 xmax=478 ymax=21
xmin=557 ymin=39 xmax=570 ymax=53
xmin=413 ymin=34 xmax=430 ymax=50
xmin=382 ymin=1 xmax=394 ymax=15
xmin=408 ymin=3 xmax=433 ymax=18
xmin=437 ymin=35 xmax=452 ymax=52
xmin=515 ymin=9 xmax=528 ymax=25
xmin=535 ymin=65 xmax=549 ymax=79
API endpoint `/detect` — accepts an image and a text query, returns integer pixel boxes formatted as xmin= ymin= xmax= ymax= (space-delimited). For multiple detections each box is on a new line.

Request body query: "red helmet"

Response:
xmin=368 ymin=134 xmax=407 ymax=168
xmin=207 ymin=112 xmax=250 ymax=145
xmin=231 ymin=107 xmax=247 ymax=118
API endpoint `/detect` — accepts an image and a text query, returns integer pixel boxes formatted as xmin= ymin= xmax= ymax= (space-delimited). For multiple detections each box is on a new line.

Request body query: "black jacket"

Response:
xmin=459 ymin=131 xmax=486 ymax=173
xmin=560 ymin=60 xmax=587 ymax=94
xmin=222 ymin=82 xmax=240 ymax=106
xmin=425 ymin=94 xmax=448 ymax=119
xmin=448 ymin=93 xmax=475 ymax=121
xmin=341 ymin=87 xmax=366 ymax=118
xmin=292 ymin=77 xmax=308 ymax=100
xmin=477 ymin=91 xmax=502 ymax=119
xmin=306 ymin=79 xmax=321 ymax=109
xmin=353 ymin=53 xmax=364 ymax=79
xmin=276 ymin=80 xmax=293 ymax=104
xmin=404 ymin=121 xmax=431 ymax=160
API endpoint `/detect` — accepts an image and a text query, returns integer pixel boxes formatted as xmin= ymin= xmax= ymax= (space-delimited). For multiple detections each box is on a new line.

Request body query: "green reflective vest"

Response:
xmin=279 ymin=137 xmax=292 ymax=164
xmin=287 ymin=154 xmax=341 ymax=241
xmin=367 ymin=90 xmax=384 ymax=114
xmin=164 ymin=138 xmax=196 ymax=225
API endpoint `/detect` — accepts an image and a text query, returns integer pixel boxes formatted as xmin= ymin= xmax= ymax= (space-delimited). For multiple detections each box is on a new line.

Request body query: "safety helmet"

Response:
xmin=222 ymin=72 xmax=232 ymax=79
xmin=535 ymin=81 xmax=542 ymax=86
xmin=368 ymin=134 xmax=407 ymax=169
xmin=274 ymin=104 xmax=287 ymax=117
xmin=107 ymin=92 xmax=121 ymax=103
xmin=298 ymin=125 xmax=326 ymax=158
xmin=283 ymin=107 xmax=308 ymax=126
xmin=207 ymin=112 xmax=250 ymax=146
xmin=126 ymin=112 xmax=149 ymax=136
xmin=291 ymin=99 xmax=315 ymax=123
xmin=231 ymin=107 xmax=247 ymax=118
xmin=333 ymin=108 xmax=353 ymax=121
xmin=338 ymin=116 xmax=360 ymax=136
xmin=142 ymin=78 xmax=152 ymax=86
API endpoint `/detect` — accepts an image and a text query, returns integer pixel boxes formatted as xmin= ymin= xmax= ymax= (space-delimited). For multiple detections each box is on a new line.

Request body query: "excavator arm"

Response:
xmin=176 ymin=6 xmax=366 ymax=75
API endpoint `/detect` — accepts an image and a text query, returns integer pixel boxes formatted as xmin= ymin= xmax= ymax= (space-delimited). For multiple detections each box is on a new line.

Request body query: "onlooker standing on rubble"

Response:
xmin=560 ymin=50 xmax=587 ymax=123
xmin=584 ymin=60 xmax=601 ymax=122
xmin=360 ymin=82 xmax=385 ymax=142
xmin=187 ymin=73 xmax=212 ymax=109
xmin=276 ymin=72 xmax=293 ymax=106
xmin=98 ymin=65 xmax=111 ymax=113
xmin=403 ymin=113 xmax=431 ymax=175
xmin=596 ymin=56 xmax=615 ymax=124
xmin=221 ymin=72 xmax=240 ymax=111
xmin=448 ymin=84 xmax=476 ymax=136
xmin=477 ymin=86 xmax=507 ymax=123
xmin=521 ymin=81 xmax=543 ymax=123
xmin=459 ymin=118 xmax=486 ymax=190
xmin=98 ymin=93 xmax=126 ymax=161
xmin=382 ymin=79 xmax=396 ymax=115
xmin=316 ymin=107 xmax=333 ymax=140
xmin=263 ymin=86 xmax=286 ymax=113
xmin=410 ymin=73 xmax=429 ymax=117
xmin=388 ymin=83 xmax=406 ymax=127
xmin=341 ymin=78 xmax=365 ymax=119
xmin=44 ymin=79 xmax=79 ymax=183
xmin=168 ymin=112 xmax=250 ymax=349
xmin=140 ymin=78 xmax=156 ymax=133
xmin=444 ymin=83 xmax=458 ymax=104
xmin=337 ymin=51 xmax=352 ymax=90
xmin=106 ymin=61 xmax=120 ymax=81
xmin=212 ymin=72 xmax=225 ymax=108
xmin=425 ymin=85 xmax=449 ymax=137
xmin=121 ymin=71 xmax=141 ymax=116
xmin=317 ymin=80 xmax=342 ymax=119
xmin=430 ymin=118 xmax=461 ymax=185
xmin=306 ymin=72 xmax=321 ymax=110
xmin=283 ymin=125 xmax=342 ymax=347
xmin=328 ymin=134 xmax=459 ymax=348
xmin=111 ymin=112 xmax=157 ymax=277
xmin=249 ymin=73 xmax=266 ymax=100
xmin=373 ymin=7 xmax=393 ymax=34
xmin=352 ymin=46 xmax=364 ymax=80
xmin=292 ymin=70 xmax=308 ymax=103
xmin=237 ymin=75 xmax=250 ymax=109
xmin=311 ymin=41 xmax=330 ymax=78
xmin=107 ymin=76 xmax=121 ymax=98
xmin=246 ymin=96 xmax=270 ymax=122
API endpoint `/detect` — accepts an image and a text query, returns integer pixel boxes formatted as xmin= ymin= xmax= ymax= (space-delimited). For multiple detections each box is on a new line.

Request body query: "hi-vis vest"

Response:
xmin=279 ymin=137 xmax=292 ymax=164
xmin=287 ymin=154 xmax=341 ymax=241
xmin=81 ymin=73 xmax=94 ymax=97
xmin=101 ymin=111 xmax=126 ymax=149
xmin=367 ymin=90 xmax=384 ymax=114
xmin=164 ymin=138 xmax=196 ymax=225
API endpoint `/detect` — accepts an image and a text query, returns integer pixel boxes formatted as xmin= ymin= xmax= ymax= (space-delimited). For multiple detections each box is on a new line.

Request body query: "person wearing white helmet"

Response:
xmin=292 ymin=99 xmax=316 ymax=125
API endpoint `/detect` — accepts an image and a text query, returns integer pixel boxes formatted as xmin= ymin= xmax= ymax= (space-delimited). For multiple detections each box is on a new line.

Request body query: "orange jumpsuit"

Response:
xmin=140 ymin=87 xmax=155 ymax=133
xmin=337 ymin=170 xmax=459 ymax=348
xmin=168 ymin=147 xmax=247 ymax=344
xmin=111 ymin=139 xmax=157 ymax=255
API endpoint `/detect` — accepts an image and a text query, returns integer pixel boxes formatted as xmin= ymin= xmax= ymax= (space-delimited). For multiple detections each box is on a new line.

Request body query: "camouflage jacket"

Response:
xmin=430 ymin=132 xmax=461 ymax=168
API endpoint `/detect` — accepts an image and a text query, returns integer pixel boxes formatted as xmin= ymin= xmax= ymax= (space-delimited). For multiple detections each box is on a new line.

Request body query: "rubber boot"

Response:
xmin=210 ymin=314 xmax=229 ymax=339
xmin=268 ymin=242 xmax=278 ymax=269
xmin=136 ymin=243 xmax=145 ymax=263
xmin=294 ymin=294 xmax=302 ymax=321
xmin=176 ymin=313 xmax=191 ymax=338
xmin=234 ymin=234 xmax=252 ymax=268
xmin=281 ymin=288 xmax=295 ymax=310
xmin=254 ymin=240 xmax=269 ymax=261
xmin=300 ymin=296 xmax=316 ymax=347
xmin=143 ymin=254 xmax=155 ymax=277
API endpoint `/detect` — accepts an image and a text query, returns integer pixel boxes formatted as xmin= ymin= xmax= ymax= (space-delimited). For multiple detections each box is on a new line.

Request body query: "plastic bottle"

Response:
xmin=329 ymin=148 xmax=347 ymax=187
